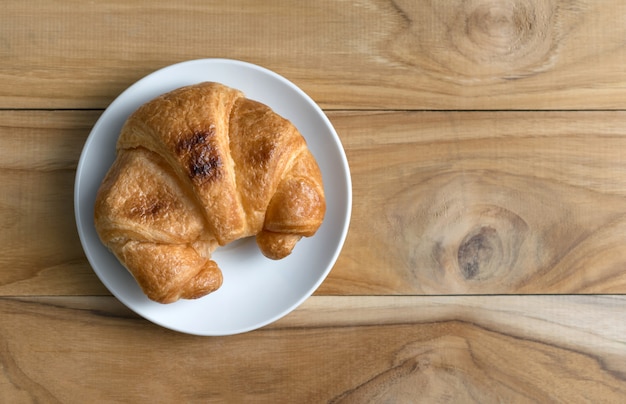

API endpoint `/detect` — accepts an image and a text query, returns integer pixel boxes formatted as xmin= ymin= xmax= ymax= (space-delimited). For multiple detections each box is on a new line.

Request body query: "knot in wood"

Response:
xmin=387 ymin=0 xmax=580 ymax=83
xmin=457 ymin=226 xmax=500 ymax=281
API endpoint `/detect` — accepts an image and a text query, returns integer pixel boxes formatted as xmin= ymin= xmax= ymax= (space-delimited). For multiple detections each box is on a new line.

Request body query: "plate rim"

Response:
xmin=74 ymin=58 xmax=352 ymax=335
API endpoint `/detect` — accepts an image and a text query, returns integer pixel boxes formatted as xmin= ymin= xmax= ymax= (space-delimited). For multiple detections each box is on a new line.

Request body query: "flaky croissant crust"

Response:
xmin=94 ymin=82 xmax=325 ymax=303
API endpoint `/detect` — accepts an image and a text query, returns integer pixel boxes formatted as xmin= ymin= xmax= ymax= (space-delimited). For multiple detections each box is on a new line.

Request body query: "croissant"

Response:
xmin=94 ymin=82 xmax=326 ymax=303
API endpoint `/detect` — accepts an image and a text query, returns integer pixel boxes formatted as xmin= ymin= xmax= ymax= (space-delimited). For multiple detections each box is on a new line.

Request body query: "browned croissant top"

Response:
xmin=94 ymin=82 xmax=325 ymax=303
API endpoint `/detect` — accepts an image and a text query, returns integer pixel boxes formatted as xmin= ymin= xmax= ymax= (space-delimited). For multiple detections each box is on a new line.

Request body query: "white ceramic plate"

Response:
xmin=74 ymin=59 xmax=351 ymax=336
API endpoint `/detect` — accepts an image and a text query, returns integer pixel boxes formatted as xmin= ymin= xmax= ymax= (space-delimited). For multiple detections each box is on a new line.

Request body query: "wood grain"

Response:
xmin=2 ymin=0 xmax=626 ymax=109
xmin=325 ymin=110 xmax=626 ymax=294
xmin=0 ymin=111 xmax=107 ymax=296
xmin=2 ymin=110 xmax=626 ymax=295
xmin=0 ymin=295 xmax=624 ymax=402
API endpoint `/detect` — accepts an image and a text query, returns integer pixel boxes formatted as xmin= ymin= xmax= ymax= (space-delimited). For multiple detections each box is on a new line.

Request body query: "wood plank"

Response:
xmin=0 ymin=111 xmax=108 ymax=296
xmin=2 ymin=110 xmax=626 ymax=295
xmin=1 ymin=0 xmax=626 ymax=109
xmin=322 ymin=110 xmax=626 ymax=294
xmin=0 ymin=295 xmax=624 ymax=402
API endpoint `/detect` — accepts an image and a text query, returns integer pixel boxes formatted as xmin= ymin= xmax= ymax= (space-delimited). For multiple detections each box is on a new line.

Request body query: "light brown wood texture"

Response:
xmin=2 ymin=0 xmax=626 ymax=109
xmin=0 ymin=111 xmax=107 ymax=296
xmin=1 ymin=295 xmax=625 ymax=402
xmin=2 ymin=0 xmax=626 ymax=402
xmin=325 ymin=110 xmax=626 ymax=294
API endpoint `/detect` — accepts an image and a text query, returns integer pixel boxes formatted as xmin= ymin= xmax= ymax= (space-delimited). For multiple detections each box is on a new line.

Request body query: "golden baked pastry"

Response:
xmin=94 ymin=82 xmax=326 ymax=303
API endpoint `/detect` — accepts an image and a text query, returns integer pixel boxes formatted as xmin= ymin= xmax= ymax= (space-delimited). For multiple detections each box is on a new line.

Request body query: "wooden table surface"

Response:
xmin=2 ymin=1 xmax=626 ymax=402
